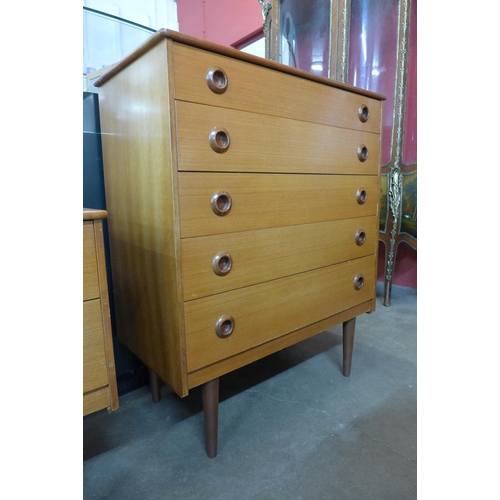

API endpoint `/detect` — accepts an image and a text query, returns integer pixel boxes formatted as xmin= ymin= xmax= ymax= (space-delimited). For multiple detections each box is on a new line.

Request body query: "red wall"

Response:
xmin=177 ymin=0 xmax=263 ymax=47
xmin=378 ymin=242 xmax=417 ymax=289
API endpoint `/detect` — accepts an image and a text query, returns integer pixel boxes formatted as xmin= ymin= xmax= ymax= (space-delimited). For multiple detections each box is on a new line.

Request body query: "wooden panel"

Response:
xmin=171 ymin=42 xmax=381 ymax=133
xmin=98 ymin=39 xmax=188 ymax=397
xmin=83 ymin=299 xmax=108 ymax=393
xmin=83 ymin=222 xmax=99 ymax=301
xmin=179 ymin=173 xmax=379 ymax=238
xmin=175 ymin=101 xmax=380 ymax=175
xmin=181 ymin=216 xmax=378 ymax=300
xmin=185 ymin=255 xmax=376 ymax=371
xmin=83 ymin=387 xmax=110 ymax=416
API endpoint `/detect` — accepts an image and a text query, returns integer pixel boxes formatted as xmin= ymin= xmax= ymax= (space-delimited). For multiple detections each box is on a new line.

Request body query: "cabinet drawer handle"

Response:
xmin=356 ymin=188 xmax=367 ymax=205
xmin=208 ymin=127 xmax=230 ymax=153
xmin=355 ymin=230 xmax=366 ymax=246
xmin=353 ymin=274 xmax=364 ymax=291
xmin=211 ymin=191 xmax=232 ymax=216
xmin=358 ymin=104 xmax=370 ymax=122
xmin=357 ymin=144 xmax=368 ymax=162
xmin=215 ymin=314 xmax=235 ymax=338
xmin=206 ymin=66 xmax=228 ymax=94
xmin=212 ymin=252 xmax=233 ymax=276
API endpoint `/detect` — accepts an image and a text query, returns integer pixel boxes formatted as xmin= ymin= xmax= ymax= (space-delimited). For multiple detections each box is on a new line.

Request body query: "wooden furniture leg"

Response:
xmin=202 ymin=378 xmax=219 ymax=458
xmin=342 ymin=318 xmax=356 ymax=377
xmin=149 ymin=368 xmax=162 ymax=403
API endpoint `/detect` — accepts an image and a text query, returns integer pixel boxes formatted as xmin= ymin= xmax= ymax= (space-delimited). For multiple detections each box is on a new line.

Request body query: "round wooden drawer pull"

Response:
xmin=215 ymin=314 xmax=235 ymax=338
xmin=355 ymin=230 xmax=366 ymax=246
xmin=206 ymin=66 xmax=228 ymax=94
xmin=211 ymin=191 xmax=232 ymax=216
xmin=356 ymin=188 xmax=367 ymax=205
xmin=212 ymin=252 xmax=233 ymax=276
xmin=358 ymin=104 xmax=370 ymax=122
xmin=353 ymin=274 xmax=364 ymax=291
xmin=208 ymin=127 xmax=230 ymax=153
xmin=357 ymin=145 xmax=368 ymax=162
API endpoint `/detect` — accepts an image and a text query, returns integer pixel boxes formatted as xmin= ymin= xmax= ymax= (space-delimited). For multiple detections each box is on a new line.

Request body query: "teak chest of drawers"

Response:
xmin=95 ymin=29 xmax=385 ymax=457
xmin=83 ymin=209 xmax=119 ymax=416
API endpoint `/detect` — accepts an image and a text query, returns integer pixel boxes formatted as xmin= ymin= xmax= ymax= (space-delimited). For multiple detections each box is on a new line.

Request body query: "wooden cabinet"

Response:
xmin=94 ymin=29 xmax=384 ymax=456
xmin=83 ymin=209 xmax=118 ymax=416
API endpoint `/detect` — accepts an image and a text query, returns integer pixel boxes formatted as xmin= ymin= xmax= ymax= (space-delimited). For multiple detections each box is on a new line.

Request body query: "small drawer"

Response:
xmin=184 ymin=255 xmax=376 ymax=372
xmin=178 ymin=172 xmax=379 ymax=238
xmin=175 ymin=101 xmax=380 ymax=175
xmin=83 ymin=299 xmax=109 ymax=394
xmin=84 ymin=387 xmax=111 ymax=416
xmin=172 ymin=42 xmax=381 ymax=133
xmin=181 ymin=216 xmax=378 ymax=301
xmin=83 ymin=222 xmax=100 ymax=301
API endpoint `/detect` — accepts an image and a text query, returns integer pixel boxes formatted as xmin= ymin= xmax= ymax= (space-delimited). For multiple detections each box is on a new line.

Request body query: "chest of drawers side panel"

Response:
xmin=97 ymin=39 xmax=188 ymax=397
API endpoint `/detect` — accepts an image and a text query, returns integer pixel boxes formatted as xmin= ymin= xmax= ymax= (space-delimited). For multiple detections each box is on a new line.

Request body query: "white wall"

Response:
xmin=83 ymin=0 xmax=178 ymax=77
xmin=83 ymin=0 xmax=266 ymax=90
xmin=240 ymin=37 xmax=266 ymax=58
xmin=83 ymin=0 xmax=178 ymax=30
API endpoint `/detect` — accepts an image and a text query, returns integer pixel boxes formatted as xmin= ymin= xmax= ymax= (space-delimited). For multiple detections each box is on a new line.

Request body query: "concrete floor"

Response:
xmin=83 ymin=283 xmax=417 ymax=499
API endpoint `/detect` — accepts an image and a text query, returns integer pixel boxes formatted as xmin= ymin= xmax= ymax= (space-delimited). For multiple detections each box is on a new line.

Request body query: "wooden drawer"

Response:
xmin=175 ymin=101 xmax=380 ymax=175
xmin=184 ymin=255 xmax=376 ymax=372
xmin=172 ymin=42 xmax=381 ymax=134
xmin=179 ymin=173 xmax=379 ymax=238
xmin=83 ymin=222 xmax=100 ymax=301
xmin=84 ymin=387 xmax=111 ymax=416
xmin=83 ymin=299 xmax=109 ymax=393
xmin=181 ymin=216 xmax=378 ymax=301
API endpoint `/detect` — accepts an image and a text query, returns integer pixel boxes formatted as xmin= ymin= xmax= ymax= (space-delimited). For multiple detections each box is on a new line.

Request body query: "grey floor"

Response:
xmin=83 ymin=283 xmax=417 ymax=500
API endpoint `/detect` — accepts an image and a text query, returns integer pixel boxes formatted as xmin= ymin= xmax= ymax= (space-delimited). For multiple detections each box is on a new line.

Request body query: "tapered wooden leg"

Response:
xmin=384 ymin=278 xmax=392 ymax=307
xmin=202 ymin=378 xmax=219 ymax=458
xmin=149 ymin=368 xmax=161 ymax=403
xmin=342 ymin=317 xmax=356 ymax=377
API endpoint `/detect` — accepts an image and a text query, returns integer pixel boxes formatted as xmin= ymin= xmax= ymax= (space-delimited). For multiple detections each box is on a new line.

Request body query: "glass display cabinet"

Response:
xmin=259 ymin=0 xmax=417 ymax=306
xmin=260 ymin=0 xmax=346 ymax=79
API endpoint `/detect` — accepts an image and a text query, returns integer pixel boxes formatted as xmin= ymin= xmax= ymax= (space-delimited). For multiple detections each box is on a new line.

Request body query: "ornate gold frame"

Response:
xmin=260 ymin=0 xmax=351 ymax=81
xmin=377 ymin=0 xmax=417 ymax=305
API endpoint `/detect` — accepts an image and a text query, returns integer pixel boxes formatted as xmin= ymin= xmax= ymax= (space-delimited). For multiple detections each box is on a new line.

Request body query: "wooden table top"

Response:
xmin=83 ymin=208 xmax=107 ymax=221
